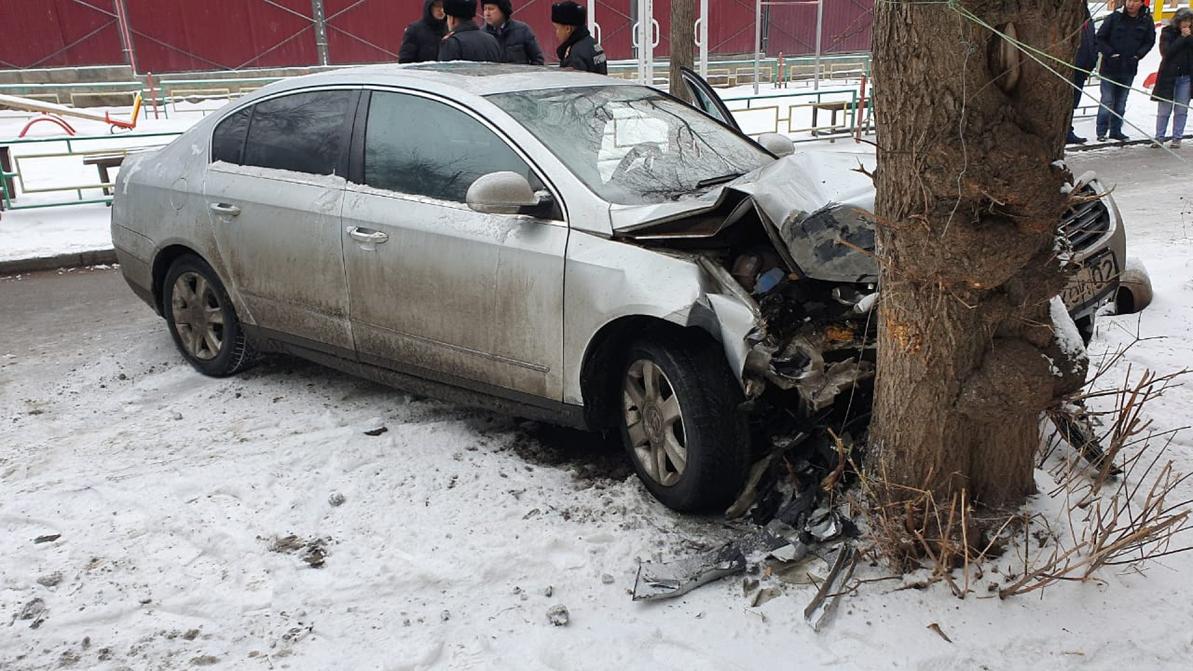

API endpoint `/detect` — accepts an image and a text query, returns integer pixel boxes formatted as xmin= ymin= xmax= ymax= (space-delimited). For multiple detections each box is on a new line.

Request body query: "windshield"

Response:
xmin=488 ymin=86 xmax=772 ymax=205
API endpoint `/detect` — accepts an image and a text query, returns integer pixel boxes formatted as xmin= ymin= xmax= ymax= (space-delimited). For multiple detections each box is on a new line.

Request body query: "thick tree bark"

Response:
xmin=669 ymin=0 xmax=697 ymax=102
xmin=869 ymin=1 xmax=1088 ymax=512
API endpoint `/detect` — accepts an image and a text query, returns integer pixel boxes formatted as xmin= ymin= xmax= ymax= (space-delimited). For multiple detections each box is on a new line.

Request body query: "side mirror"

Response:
xmin=466 ymin=171 xmax=540 ymax=214
xmin=757 ymin=132 xmax=795 ymax=157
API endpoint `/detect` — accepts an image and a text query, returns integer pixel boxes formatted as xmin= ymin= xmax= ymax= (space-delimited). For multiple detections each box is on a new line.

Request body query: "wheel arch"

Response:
xmin=579 ymin=315 xmax=723 ymax=431
xmin=151 ymin=244 xmax=209 ymax=315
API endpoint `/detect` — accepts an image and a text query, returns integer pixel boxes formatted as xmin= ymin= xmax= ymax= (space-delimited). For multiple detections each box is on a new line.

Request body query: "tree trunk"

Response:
xmin=869 ymin=1 xmax=1089 ymax=514
xmin=669 ymin=0 xmax=697 ymax=102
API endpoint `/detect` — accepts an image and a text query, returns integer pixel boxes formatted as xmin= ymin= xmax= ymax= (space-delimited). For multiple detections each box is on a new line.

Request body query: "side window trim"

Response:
xmin=352 ymin=85 xmax=566 ymax=223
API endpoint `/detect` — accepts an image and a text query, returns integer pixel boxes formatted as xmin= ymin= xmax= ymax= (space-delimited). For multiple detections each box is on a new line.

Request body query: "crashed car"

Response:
xmin=111 ymin=63 xmax=1135 ymax=513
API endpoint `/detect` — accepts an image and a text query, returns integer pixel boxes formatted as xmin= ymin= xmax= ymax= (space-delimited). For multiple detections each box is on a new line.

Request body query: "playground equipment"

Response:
xmin=0 ymin=93 xmax=143 ymax=137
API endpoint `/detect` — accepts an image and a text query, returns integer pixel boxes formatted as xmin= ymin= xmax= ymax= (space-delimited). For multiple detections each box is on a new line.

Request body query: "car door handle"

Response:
xmin=209 ymin=202 xmax=241 ymax=217
xmin=347 ymin=226 xmax=389 ymax=244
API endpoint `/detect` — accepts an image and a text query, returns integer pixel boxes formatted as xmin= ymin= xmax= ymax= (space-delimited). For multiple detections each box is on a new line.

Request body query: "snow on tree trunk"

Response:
xmin=869 ymin=1 xmax=1089 ymax=511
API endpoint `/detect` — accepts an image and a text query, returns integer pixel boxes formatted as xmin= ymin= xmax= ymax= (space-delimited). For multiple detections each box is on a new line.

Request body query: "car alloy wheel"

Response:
xmin=623 ymin=358 xmax=688 ymax=487
xmin=170 ymin=271 xmax=225 ymax=361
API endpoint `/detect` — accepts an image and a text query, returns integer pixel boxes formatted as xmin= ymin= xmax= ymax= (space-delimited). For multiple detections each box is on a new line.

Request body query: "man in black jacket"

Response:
xmin=1096 ymin=0 xmax=1156 ymax=142
xmin=440 ymin=0 xmax=503 ymax=63
xmin=551 ymin=2 xmax=606 ymax=74
xmin=482 ymin=1 xmax=546 ymax=65
xmin=399 ymin=0 xmax=447 ymax=64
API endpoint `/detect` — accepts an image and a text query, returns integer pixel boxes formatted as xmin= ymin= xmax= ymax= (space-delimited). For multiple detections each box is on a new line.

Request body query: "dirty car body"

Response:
xmin=111 ymin=63 xmax=1127 ymax=513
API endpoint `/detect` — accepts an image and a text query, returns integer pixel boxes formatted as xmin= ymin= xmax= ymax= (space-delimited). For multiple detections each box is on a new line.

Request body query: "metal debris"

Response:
xmin=803 ymin=544 xmax=857 ymax=632
xmin=632 ymin=541 xmax=750 ymax=602
xmin=1049 ymin=401 xmax=1122 ymax=475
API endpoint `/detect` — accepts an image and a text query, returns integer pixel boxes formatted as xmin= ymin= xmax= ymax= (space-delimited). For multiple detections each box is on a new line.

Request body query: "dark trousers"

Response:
xmin=1073 ymin=71 xmax=1089 ymax=109
xmin=1097 ymin=71 xmax=1135 ymax=137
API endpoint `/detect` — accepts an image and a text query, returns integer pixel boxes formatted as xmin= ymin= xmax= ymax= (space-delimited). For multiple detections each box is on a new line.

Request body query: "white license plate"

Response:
xmin=1061 ymin=252 xmax=1118 ymax=310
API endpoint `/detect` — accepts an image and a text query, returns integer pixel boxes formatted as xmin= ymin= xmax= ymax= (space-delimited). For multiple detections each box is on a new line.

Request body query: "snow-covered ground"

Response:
xmin=3 ymin=56 xmax=1193 ymax=669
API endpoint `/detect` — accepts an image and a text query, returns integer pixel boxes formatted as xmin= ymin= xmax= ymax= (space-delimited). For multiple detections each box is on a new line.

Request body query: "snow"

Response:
xmin=1051 ymin=296 xmax=1088 ymax=374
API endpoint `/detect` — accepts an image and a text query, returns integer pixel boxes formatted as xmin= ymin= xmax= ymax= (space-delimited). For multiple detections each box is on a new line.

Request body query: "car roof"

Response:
xmin=255 ymin=62 xmax=638 ymax=99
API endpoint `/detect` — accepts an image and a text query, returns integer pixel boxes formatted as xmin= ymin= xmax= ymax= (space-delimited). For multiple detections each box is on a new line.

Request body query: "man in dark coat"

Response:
xmin=1068 ymin=5 xmax=1098 ymax=144
xmin=1096 ymin=0 xmax=1156 ymax=142
xmin=551 ymin=2 xmax=606 ymax=74
xmin=399 ymin=0 xmax=447 ymax=64
xmin=482 ymin=1 xmax=546 ymax=65
xmin=439 ymin=0 xmax=503 ymax=63
xmin=1152 ymin=7 xmax=1193 ymax=146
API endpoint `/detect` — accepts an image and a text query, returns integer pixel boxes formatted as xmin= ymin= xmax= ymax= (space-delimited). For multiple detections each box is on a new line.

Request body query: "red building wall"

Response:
xmin=0 ymin=0 xmax=123 ymax=69
xmin=0 ymin=0 xmax=873 ymax=73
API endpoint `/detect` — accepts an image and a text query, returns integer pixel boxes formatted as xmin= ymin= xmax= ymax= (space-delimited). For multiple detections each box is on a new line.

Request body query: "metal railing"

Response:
xmin=0 ymin=131 xmax=183 ymax=211
xmin=723 ymin=86 xmax=865 ymax=141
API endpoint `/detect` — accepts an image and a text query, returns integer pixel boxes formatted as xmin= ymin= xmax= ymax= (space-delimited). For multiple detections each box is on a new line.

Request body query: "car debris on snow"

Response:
xmin=546 ymin=604 xmax=570 ymax=626
xmin=632 ymin=429 xmax=858 ymax=610
xmin=803 ymin=544 xmax=857 ymax=632
xmin=266 ymin=535 xmax=329 ymax=568
xmin=363 ymin=426 xmax=388 ymax=437
xmin=14 ymin=598 xmax=48 ymax=629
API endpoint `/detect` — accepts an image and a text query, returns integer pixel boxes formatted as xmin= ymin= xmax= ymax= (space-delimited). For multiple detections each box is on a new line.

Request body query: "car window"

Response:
xmin=211 ymin=107 xmax=250 ymax=164
xmin=242 ymin=90 xmax=354 ymax=175
xmin=489 ymin=86 xmax=770 ymax=206
xmin=363 ymin=91 xmax=533 ymax=203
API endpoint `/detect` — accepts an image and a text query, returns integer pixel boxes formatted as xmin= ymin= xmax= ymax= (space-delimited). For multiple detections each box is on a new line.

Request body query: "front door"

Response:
xmin=204 ymin=88 xmax=359 ymax=353
xmin=679 ymin=66 xmax=742 ymax=132
xmin=342 ymin=90 xmax=567 ymax=400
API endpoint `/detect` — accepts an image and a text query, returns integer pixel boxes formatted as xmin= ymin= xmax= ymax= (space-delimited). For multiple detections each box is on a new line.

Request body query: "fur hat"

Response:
xmin=1173 ymin=7 xmax=1193 ymax=26
xmin=483 ymin=0 xmax=513 ymax=18
xmin=443 ymin=0 xmax=477 ymax=19
xmin=551 ymin=1 xmax=585 ymax=26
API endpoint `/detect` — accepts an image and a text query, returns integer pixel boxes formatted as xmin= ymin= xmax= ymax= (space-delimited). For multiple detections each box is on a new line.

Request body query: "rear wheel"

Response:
xmin=618 ymin=331 xmax=750 ymax=513
xmin=162 ymin=255 xmax=255 ymax=377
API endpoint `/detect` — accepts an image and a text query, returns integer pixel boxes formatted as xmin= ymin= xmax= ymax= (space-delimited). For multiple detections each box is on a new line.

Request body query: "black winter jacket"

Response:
xmin=1097 ymin=8 xmax=1156 ymax=77
xmin=1153 ymin=25 xmax=1193 ymax=101
xmin=399 ymin=0 xmax=447 ymax=64
xmin=484 ymin=19 xmax=545 ymax=65
xmin=439 ymin=21 xmax=504 ymax=63
xmin=557 ymin=27 xmax=607 ymax=75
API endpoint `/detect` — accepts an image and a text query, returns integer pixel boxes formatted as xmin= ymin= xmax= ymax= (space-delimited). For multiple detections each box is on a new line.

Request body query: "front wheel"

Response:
xmin=618 ymin=332 xmax=750 ymax=513
xmin=162 ymin=254 xmax=255 ymax=377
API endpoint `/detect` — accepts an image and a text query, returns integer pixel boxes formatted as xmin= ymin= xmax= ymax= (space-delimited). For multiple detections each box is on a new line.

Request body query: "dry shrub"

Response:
xmin=858 ymin=343 xmax=1193 ymax=598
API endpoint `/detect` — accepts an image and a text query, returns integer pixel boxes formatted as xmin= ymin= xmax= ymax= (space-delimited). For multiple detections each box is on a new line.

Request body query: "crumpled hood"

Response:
xmin=612 ymin=151 xmax=880 ymax=283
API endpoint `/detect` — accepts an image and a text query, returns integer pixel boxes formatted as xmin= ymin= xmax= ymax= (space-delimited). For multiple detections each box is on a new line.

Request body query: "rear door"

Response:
xmin=341 ymin=89 xmax=568 ymax=400
xmin=204 ymin=88 xmax=359 ymax=353
xmin=679 ymin=66 xmax=742 ymax=132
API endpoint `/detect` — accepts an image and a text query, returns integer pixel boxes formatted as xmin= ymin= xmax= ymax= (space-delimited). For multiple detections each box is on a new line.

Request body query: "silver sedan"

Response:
xmin=111 ymin=63 xmax=1131 ymax=512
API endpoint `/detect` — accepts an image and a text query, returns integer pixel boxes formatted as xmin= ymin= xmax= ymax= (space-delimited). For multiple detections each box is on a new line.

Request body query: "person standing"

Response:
xmin=1096 ymin=0 xmax=1156 ymax=142
xmin=1068 ymin=5 xmax=1098 ymax=144
xmin=482 ymin=2 xmax=546 ymax=65
xmin=551 ymin=2 xmax=606 ymax=74
xmin=399 ymin=0 xmax=448 ymax=64
xmin=439 ymin=0 xmax=503 ymax=63
xmin=1153 ymin=7 xmax=1193 ymax=147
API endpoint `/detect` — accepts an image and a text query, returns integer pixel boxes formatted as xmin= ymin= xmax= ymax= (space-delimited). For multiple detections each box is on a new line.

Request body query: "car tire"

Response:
xmin=162 ymin=254 xmax=256 ymax=377
xmin=617 ymin=331 xmax=750 ymax=513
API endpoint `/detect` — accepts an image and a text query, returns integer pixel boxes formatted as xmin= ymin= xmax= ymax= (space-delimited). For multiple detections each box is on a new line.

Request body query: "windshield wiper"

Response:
xmin=696 ymin=172 xmax=744 ymax=189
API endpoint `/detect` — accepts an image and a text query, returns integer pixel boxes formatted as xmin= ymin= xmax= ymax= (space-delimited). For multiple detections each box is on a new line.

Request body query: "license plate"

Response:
xmin=1061 ymin=251 xmax=1118 ymax=310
